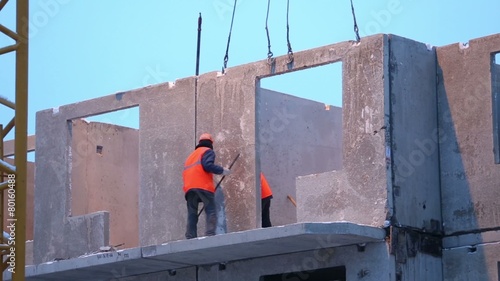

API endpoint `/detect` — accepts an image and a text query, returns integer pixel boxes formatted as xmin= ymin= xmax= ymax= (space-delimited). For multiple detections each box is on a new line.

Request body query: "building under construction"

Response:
xmin=2 ymin=29 xmax=500 ymax=280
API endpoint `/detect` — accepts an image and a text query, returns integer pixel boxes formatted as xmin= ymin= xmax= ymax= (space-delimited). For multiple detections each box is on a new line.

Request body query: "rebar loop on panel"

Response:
xmin=264 ymin=0 xmax=276 ymax=74
xmin=350 ymin=0 xmax=361 ymax=42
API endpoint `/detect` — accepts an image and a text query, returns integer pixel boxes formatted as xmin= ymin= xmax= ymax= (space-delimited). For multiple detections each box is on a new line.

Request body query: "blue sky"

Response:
xmin=1 ymin=0 xmax=499 ymax=140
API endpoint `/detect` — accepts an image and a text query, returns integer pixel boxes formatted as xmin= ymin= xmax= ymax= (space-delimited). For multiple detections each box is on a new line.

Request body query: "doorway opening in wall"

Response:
xmin=69 ymin=106 xmax=139 ymax=250
xmin=257 ymin=62 xmax=343 ymax=227
xmin=492 ymin=52 xmax=500 ymax=164
xmin=260 ymin=265 xmax=346 ymax=281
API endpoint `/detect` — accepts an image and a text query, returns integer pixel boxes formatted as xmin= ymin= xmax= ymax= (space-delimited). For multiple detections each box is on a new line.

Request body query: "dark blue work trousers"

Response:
xmin=185 ymin=189 xmax=216 ymax=239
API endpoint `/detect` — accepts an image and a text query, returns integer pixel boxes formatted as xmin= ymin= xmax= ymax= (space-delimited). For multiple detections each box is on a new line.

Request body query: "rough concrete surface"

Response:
xmin=34 ymin=83 xmax=166 ymax=263
xmin=138 ymin=78 xmax=195 ymax=246
xmin=6 ymin=222 xmax=385 ymax=280
xmin=27 ymin=33 xmax=500 ymax=280
xmin=258 ymin=88 xmax=342 ymax=226
xmin=443 ymin=242 xmax=499 ymax=281
xmin=437 ymin=33 xmax=500 ymax=234
xmin=297 ymin=35 xmax=388 ymax=227
xmin=196 ymin=67 xmax=259 ymax=232
xmin=492 ymin=61 xmax=500 ymax=163
xmin=199 ymin=242 xmax=393 ymax=281
xmin=388 ymin=35 xmax=441 ymax=233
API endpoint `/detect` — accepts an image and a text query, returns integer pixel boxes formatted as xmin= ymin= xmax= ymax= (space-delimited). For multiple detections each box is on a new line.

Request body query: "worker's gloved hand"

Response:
xmin=222 ymin=168 xmax=231 ymax=175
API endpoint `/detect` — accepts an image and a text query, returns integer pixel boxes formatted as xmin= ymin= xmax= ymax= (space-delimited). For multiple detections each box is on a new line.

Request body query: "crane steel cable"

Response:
xmin=286 ymin=0 xmax=294 ymax=63
xmin=265 ymin=0 xmax=274 ymax=61
xmin=350 ymin=0 xmax=361 ymax=42
xmin=222 ymin=0 xmax=237 ymax=73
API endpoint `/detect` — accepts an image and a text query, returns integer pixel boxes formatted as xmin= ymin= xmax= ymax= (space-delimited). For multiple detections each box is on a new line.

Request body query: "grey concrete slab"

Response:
xmin=297 ymin=35 xmax=389 ymax=228
xmin=34 ymin=83 xmax=169 ymax=263
xmin=117 ymin=267 xmax=196 ymax=281
xmin=443 ymin=242 xmax=499 ymax=281
xmin=493 ymin=62 xmax=500 ymax=163
xmin=11 ymin=248 xmax=186 ymax=281
xmin=7 ymin=223 xmax=384 ymax=280
xmin=201 ymin=242 xmax=394 ymax=281
xmin=143 ymin=222 xmax=385 ymax=265
xmin=139 ymin=77 xmax=196 ymax=246
xmin=388 ymin=35 xmax=441 ymax=233
xmin=437 ymin=33 xmax=500 ymax=234
xmin=257 ymin=88 xmax=342 ymax=226
xmin=196 ymin=68 xmax=259 ymax=233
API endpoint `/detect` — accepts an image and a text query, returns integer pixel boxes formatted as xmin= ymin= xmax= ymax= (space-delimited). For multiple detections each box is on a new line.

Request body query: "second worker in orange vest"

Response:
xmin=183 ymin=133 xmax=231 ymax=239
xmin=260 ymin=172 xmax=273 ymax=228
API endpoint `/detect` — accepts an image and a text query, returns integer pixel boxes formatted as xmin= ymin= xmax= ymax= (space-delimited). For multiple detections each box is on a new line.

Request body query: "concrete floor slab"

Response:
xmin=12 ymin=222 xmax=384 ymax=280
xmin=145 ymin=222 xmax=386 ymax=265
xmin=9 ymin=248 xmax=185 ymax=281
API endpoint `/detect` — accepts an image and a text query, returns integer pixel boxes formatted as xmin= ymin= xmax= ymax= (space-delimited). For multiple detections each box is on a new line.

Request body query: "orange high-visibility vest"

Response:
xmin=260 ymin=172 xmax=273 ymax=199
xmin=183 ymin=147 xmax=215 ymax=194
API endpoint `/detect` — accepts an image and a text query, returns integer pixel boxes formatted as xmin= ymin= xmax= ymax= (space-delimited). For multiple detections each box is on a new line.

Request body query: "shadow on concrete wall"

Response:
xmin=437 ymin=63 xmax=489 ymax=279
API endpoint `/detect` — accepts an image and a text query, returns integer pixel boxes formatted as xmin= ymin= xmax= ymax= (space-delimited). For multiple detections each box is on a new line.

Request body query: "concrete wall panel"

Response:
xmin=398 ymin=252 xmax=442 ymax=281
xmin=196 ymin=68 xmax=259 ymax=232
xmin=139 ymin=78 xmax=196 ymax=245
xmin=437 ymin=33 xmax=500 ymax=234
xmin=388 ymin=35 xmax=441 ymax=232
xmin=257 ymin=88 xmax=342 ymax=226
xmin=200 ymin=243 xmax=394 ymax=281
xmin=34 ymin=83 xmax=168 ymax=262
xmin=443 ymin=242 xmax=499 ymax=281
xmin=35 ymin=109 xmax=74 ymax=263
xmin=296 ymin=35 xmax=388 ymax=227
xmin=493 ymin=62 xmax=500 ymax=163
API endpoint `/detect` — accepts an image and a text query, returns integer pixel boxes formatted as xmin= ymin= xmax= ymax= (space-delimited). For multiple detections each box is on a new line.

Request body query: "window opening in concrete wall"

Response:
xmin=259 ymin=265 xmax=346 ymax=281
xmin=492 ymin=52 xmax=500 ymax=164
xmin=69 ymin=106 xmax=140 ymax=250
xmin=260 ymin=63 xmax=342 ymax=106
xmin=257 ymin=62 xmax=343 ymax=226
xmin=497 ymin=261 xmax=500 ymax=281
xmin=85 ymin=106 xmax=139 ymax=129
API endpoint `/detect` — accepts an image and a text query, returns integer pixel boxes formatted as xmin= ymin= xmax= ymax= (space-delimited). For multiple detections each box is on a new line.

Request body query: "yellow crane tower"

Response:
xmin=0 ymin=0 xmax=28 ymax=280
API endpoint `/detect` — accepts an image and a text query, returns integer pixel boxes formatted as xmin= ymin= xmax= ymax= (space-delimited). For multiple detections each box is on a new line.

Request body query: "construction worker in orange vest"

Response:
xmin=260 ymin=172 xmax=273 ymax=228
xmin=183 ymin=133 xmax=231 ymax=239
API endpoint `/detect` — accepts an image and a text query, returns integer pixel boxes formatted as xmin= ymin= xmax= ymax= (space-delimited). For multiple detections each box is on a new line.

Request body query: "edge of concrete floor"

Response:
xmin=6 ymin=222 xmax=386 ymax=281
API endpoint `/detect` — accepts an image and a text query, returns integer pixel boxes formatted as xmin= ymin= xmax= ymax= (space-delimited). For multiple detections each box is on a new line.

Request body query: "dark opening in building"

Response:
xmin=492 ymin=52 xmax=500 ymax=164
xmin=260 ymin=265 xmax=346 ymax=281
